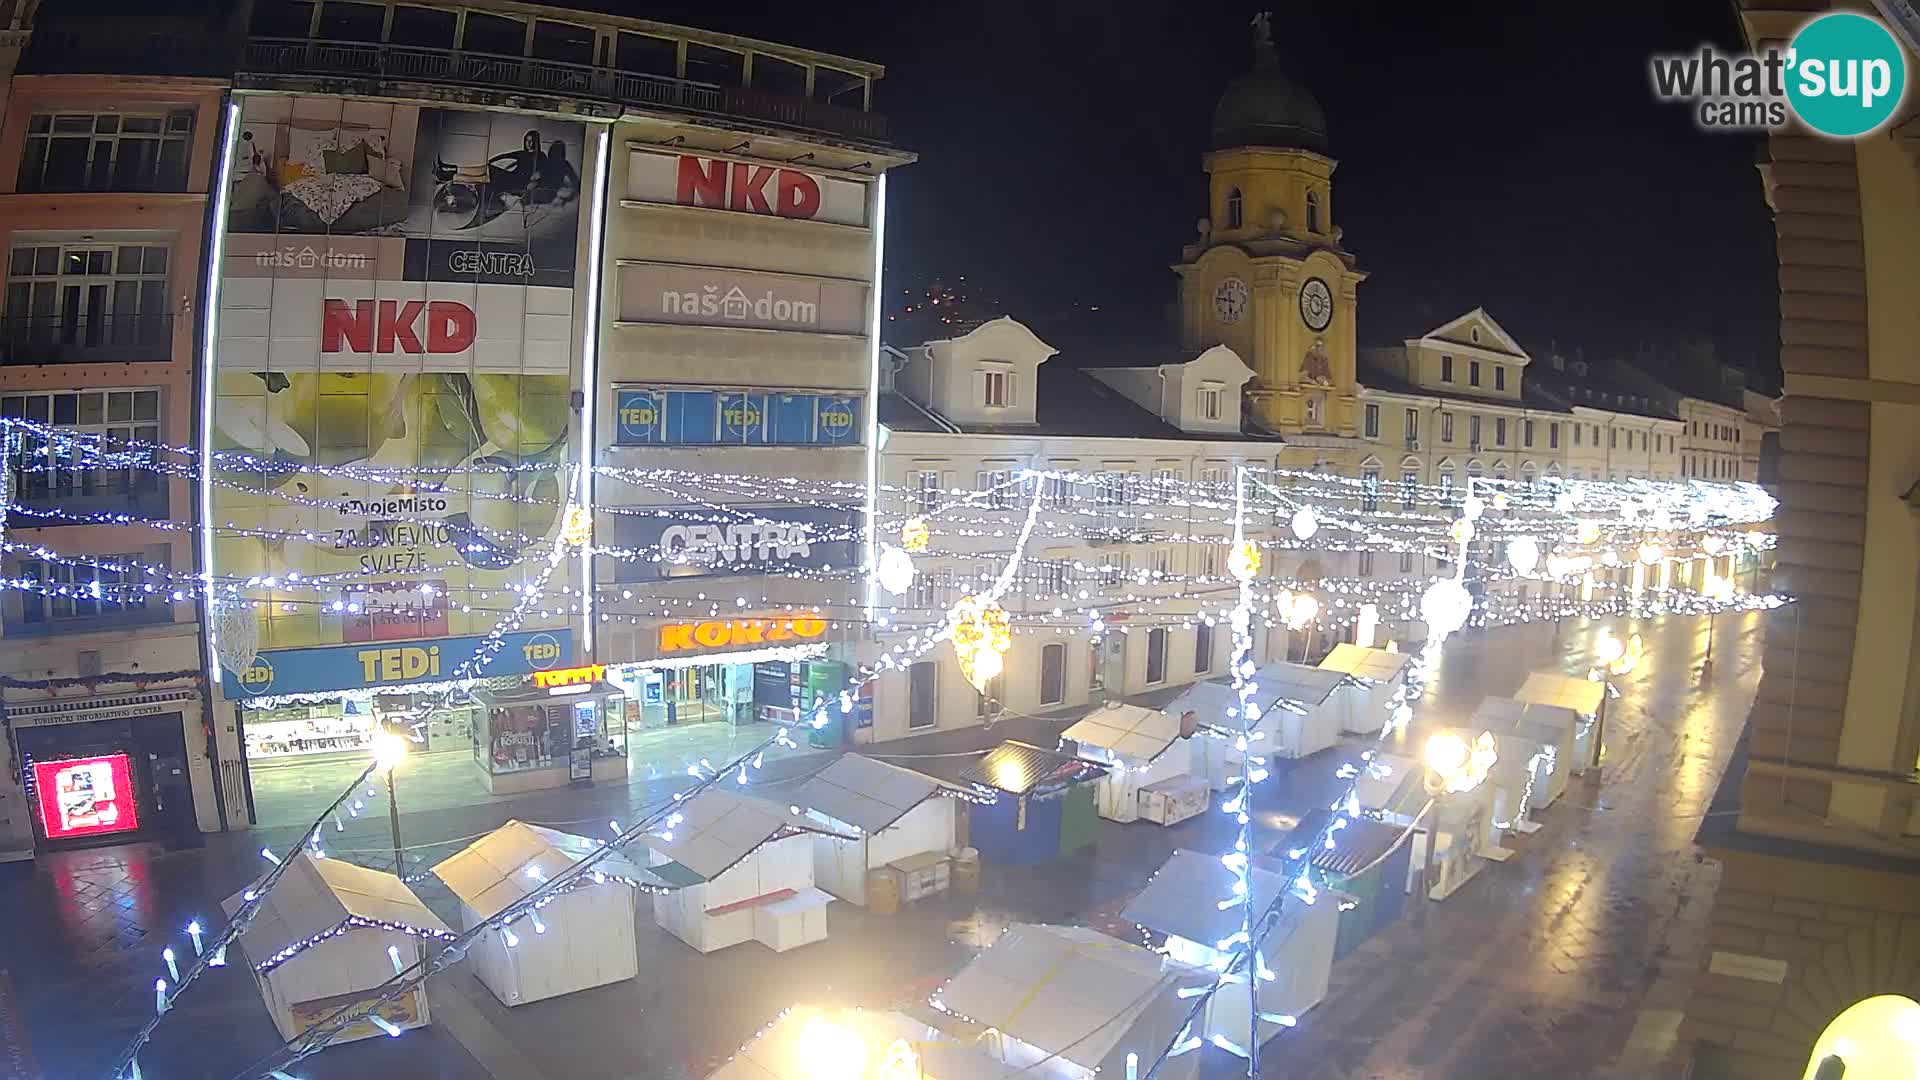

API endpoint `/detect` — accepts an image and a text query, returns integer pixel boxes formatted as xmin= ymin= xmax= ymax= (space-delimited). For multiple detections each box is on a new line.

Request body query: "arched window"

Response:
xmin=1521 ymin=463 xmax=1537 ymax=485
xmin=1226 ymin=188 xmax=1244 ymax=229
xmin=1305 ymin=190 xmax=1321 ymax=233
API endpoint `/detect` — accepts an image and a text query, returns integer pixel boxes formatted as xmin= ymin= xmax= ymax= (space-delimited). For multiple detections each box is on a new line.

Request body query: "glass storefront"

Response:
xmin=242 ymin=697 xmax=479 ymax=765
xmin=471 ymin=682 xmax=629 ymax=792
xmin=631 ymin=663 xmax=756 ymax=728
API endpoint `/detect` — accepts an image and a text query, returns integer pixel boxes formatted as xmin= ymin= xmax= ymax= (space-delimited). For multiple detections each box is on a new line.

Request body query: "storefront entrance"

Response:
xmin=13 ymin=707 xmax=198 ymax=852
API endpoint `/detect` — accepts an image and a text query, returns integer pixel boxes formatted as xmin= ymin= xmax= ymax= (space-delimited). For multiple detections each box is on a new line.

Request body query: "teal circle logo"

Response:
xmin=1786 ymin=13 xmax=1907 ymax=137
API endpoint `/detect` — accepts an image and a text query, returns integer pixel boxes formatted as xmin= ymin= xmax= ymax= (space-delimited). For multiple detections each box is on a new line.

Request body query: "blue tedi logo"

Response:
xmin=1650 ymin=13 xmax=1908 ymax=137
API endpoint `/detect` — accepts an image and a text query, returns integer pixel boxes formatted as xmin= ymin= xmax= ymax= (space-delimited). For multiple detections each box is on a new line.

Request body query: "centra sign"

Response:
xmin=658 ymin=616 xmax=829 ymax=653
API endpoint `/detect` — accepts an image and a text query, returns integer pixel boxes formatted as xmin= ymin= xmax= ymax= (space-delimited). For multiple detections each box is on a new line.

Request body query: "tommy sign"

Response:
xmin=618 ymin=263 xmax=868 ymax=336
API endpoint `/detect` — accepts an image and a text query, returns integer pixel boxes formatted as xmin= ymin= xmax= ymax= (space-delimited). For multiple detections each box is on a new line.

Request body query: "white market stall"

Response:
xmin=1122 ymin=848 xmax=1337 ymax=1049
xmin=1468 ymin=696 xmax=1580 ymax=818
xmin=1061 ymin=703 xmax=1203 ymax=824
xmin=431 ymin=820 xmax=658 ymax=1006
xmin=788 ymin=753 xmax=960 ymax=908
xmin=1513 ymin=671 xmax=1606 ymax=774
xmin=222 ymin=851 xmax=452 ymax=1044
xmin=643 ymin=788 xmax=850 ymax=955
xmin=1317 ymin=644 xmax=1412 ymax=735
xmin=1251 ymin=662 xmax=1347 ymax=759
xmin=708 ymin=1005 xmax=1017 ymax=1080
xmin=934 ymin=923 xmax=1211 ymax=1080
xmin=1352 ymin=747 xmax=1499 ymax=902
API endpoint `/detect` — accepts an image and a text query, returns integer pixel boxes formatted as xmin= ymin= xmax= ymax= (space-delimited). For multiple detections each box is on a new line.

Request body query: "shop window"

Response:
xmin=685 ymin=43 xmax=745 ymax=86
xmin=616 ymin=32 xmax=678 ymax=76
xmin=1194 ymin=624 xmax=1214 ymax=675
xmin=1040 ymin=642 xmax=1066 ymax=705
xmin=388 ymin=6 xmax=456 ymax=48
xmin=1146 ymin=627 xmax=1168 ymax=685
xmin=462 ymin=12 xmax=527 ymax=56
xmin=20 ymin=111 xmax=194 ymax=193
xmin=480 ymin=704 xmax=568 ymax=774
xmin=908 ymin=661 xmax=937 ymax=729
xmin=3 ymin=389 xmax=163 ymax=515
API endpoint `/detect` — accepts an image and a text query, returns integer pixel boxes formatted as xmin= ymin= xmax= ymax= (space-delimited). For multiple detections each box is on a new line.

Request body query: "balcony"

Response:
xmin=241 ymin=39 xmax=890 ymax=144
xmin=0 ymin=315 xmax=174 ymax=366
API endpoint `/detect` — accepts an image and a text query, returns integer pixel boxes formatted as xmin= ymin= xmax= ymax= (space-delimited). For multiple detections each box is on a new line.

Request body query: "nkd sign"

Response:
xmin=626 ymin=150 xmax=870 ymax=227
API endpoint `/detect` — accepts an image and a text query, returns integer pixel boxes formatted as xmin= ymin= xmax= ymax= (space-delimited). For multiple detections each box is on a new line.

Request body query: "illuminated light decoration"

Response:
xmin=1282 ymin=592 xmax=1319 ymax=631
xmin=1802 ymin=995 xmax=1920 ymax=1079
xmin=1554 ymin=488 xmax=1577 ymax=512
xmin=899 ymin=516 xmax=930 ymax=553
xmin=1576 ymin=520 xmax=1601 ymax=544
xmin=1448 ymin=518 xmax=1475 ymax=546
xmin=576 ymin=126 xmax=612 ymax=653
xmin=199 ymin=99 xmax=241 ymax=682
xmin=1703 ymin=574 xmax=1736 ymax=603
xmin=950 ymin=594 xmax=1012 ymax=692
xmin=1228 ymin=539 xmax=1263 ymax=582
xmin=1637 ymin=542 xmax=1664 ymax=566
xmin=1423 ymin=730 xmax=1498 ymax=794
xmin=864 ymin=173 xmax=888 ymax=617
xmin=1702 ymin=533 xmax=1727 ymax=556
xmin=796 ymin=1015 xmax=868 ymax=1079
xmin=874 ymin=544 xmax=916 ymax=596
xmin=1596 ymin=628 xmax=1645 ymax=677
xmin=1462 ymin=494 xmax=1486 ymax=521
xmin=1289 ymin=506 xmax=1318 ymax=540
xmin=163 ymin=948 xmax=179 ymax=983
xmin=155 ymin=979 xmax=169 ymax=1016
xmin=1420 ymin=578 xmax=1473 ymax=641
xmin=371 ymin=729 xmax=409 ymax=772
xmin=1505 ymin=536 xmax=1541 ymax=575
xmin=1355 ymin=603 xmax=1379 ymax=649
xmin=186 ymin=921 xmax=203 ymax=957
xmin=1491 ymin=492 xmax=1509 ymax=512
xmin=368 ymin=1013 xmax=404 ymax=1039
xmin=560 ymin=504 xmax=594 ymax=548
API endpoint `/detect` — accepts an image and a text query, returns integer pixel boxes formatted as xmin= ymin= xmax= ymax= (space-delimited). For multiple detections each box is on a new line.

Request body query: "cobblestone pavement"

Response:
xmin=0 ymin=613 xmax=1759 ymax=1080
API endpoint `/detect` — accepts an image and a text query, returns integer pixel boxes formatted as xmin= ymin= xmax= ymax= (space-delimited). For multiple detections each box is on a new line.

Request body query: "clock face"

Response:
xmin=1299 ymin=277 xmax=1334 ymax=332
xmin=1213 ymin=277 xmax=1249 ymax=324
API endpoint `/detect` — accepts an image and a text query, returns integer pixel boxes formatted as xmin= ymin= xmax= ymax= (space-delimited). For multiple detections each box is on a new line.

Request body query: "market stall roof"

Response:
xmin=1250 ymin=661 xmax=1347 ymax=707
xmin=1318 ymin=643 xmax=1412 ymax=683
xmin=787 ymin=753 xmax=951 ymax=834
xmin=1283 ymin=809 xmax=1413 ymax=878
xmin=708 ymin=1006 xmax=1018 ymax=1080
xmin=222 ymin=852 xmax=450 ymax=966
xmin=1062 ymin=703 xmax=1190 ymax=765
xmin=934 ymin=923 xmax=1210 ymax=1077
xmin=1163 ymin=678 xmax=1242 ymax=728
xmin=1122 ymin=848 xmax=1288 ymax=946
xmin=643 ymin=789 xmax=848 ymax=883
xmin=960 ymin=741 xmax=1108 ymax=796
xmin=1352 ymin=752 xmax=1425 ymax=818
xmin=1514 ymin=671 xmax=1606 ymax=717
xmin=431 ymin=820 xmax=662 ymax=918
xmin=1469 ymin=696 xmax=1580 ymax=742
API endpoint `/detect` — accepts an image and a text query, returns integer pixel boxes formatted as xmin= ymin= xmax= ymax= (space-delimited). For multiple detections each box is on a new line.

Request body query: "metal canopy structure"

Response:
xmin=1513 ymin=671 xmax=1606 ymax=717
xmin=961 ymin=741 xmax=1108 ymax=796
xmin=1062 ymin=703 xmax=1190 ymax=765
xmin=787 ymin=753 xmax=947 ymax=834
xmin=1122 ymin=848 xmax=1288 ymax=947
xmin=707 ymin=1006 xmax=1019 ymax=1080
xmin=431 ymin=820 xmax=660 ymax=919
xmin=934 ymin=923 xmax=1210 ymax=1077
xmin=1318 ymin=643 xmax=1412 ymax=684
xmin=643 ymin=789 xmax=847 ymax=882
xmin=1250 ymin=661 xmax=1348 ymax=708
xmin=221 ymin=851 xmax=449 ymax=964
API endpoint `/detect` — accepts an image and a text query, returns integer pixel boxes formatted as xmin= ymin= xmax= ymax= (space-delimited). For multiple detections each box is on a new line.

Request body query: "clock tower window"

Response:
xmin=1226 ymin=188 xmax=1244 ymax=229
xmin=1306 ymin=190 xmax=1321 ymax=233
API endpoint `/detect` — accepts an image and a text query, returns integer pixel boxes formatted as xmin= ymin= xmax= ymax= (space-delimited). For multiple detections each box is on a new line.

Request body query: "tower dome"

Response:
xmin=1210 ymin=13 xmax=1327 ymax=154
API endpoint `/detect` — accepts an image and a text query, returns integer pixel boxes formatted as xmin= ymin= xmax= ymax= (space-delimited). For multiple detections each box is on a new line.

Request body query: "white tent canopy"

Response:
xmin=708 ymin=1006 xmax=1018 ymax=1080
xmin=1120 ymin=848 xmax=1286 ymax=947
xmin=1318 ymin=644 xmax=1411 ymax=735
xmin=224 ymin=851 xmax=450 ymax=969
xmin=1352 ymin=752 xmax=1426 ymax=822
xmin=935 ymin=923 xmax=1209 ymax=1080
xmin=1469 ymin=696 xmax=1581 ymax=812
xmin=432 ymin=820 xmax=657 ymax=919
xmin=789 ymin=753 xmax=949 ymax=835
xmin=788 ymin=755 xmax=960 ymax=907
xmin=1513 ymin=672 xmax=1604 ymax=773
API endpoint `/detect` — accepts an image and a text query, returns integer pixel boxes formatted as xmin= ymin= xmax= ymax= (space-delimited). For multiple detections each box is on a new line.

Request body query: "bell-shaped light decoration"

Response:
xmin=1290 ymin=506 xmax=1318 ymax=541
xmin=950 ymin=594 xmax=1012 ymax=693
xmin=1420 ymin=578 xmax=1473 ymax=641
xmin=875 ymin=545 xmax=915 ymax=596
xmin=1228 ymin=540 xmax=1262 ymax=582
xmin=1506 ymin=536 xmax=1541 ymax=575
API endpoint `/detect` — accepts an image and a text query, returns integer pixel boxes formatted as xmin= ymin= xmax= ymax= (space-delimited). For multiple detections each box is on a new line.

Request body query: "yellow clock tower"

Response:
xmin=1174 ymin=13 xmax=1365 ymax=454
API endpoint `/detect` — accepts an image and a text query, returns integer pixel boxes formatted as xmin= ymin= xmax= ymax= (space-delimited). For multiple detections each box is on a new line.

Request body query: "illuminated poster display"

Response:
xmin=33 ymin=754 xmax=140 ymax=841
xmin=213 ymin=95 xmax=587 ymax=670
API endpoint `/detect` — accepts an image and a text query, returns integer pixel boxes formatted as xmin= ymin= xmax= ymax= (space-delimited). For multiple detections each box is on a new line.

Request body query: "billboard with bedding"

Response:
xmin=213 ymin=95 xmax=588 ymax=666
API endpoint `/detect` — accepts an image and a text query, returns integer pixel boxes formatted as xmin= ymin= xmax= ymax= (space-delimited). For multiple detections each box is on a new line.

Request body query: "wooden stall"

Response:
xmin=960 ymin=742 xmax=1107 ymax=868
xmin=1513 ymin=671 xmax=1606 ymax=774
xmin=1317 ymin=644 xmax=1412 ymax=735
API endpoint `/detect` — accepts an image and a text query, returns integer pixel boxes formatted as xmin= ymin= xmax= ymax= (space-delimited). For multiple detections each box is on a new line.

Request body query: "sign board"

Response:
xmin=614 ymin=387 xmax=858 ymax=447
xmin=532 ymin=664 xmax=606 ymax=689
xmin=625 ymin=150 xmax=870 ymax=227
xmin=617 ymin=263 xmax=868 ymax=336
xmin=657 ymin=617 xmax=829 ymax=654
xmin=612 ymin=505 xmax=856 ymax=582
xmin=224 ymin=629 xmax=573 ymax=699
xmin=33 ymin=754 xmax=140 ymax=842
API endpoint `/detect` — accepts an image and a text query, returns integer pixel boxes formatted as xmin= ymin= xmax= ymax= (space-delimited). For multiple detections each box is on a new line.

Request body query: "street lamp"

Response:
xmin=1700 ymin=573 xmax=1736 ymax=678
xmin=371 ymin=725 xmax=409 ymax=875
xmin=1417 ymin=730 xmax=1497 ymax=907
xmin=1590 ymin=629 xmax=1642 ymax=773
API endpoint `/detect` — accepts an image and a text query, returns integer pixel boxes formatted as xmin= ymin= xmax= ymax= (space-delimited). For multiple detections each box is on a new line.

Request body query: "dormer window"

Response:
xmin=1196 ymin=382 xmax=1224 ymax=421
xmin=1305 ymin=191 xmax=1321 ymax=233
xmin=981 ymin=367 xmax=1013 ymax=408
xmin=1226 ymin=188 xmax=1244 ymax=230
xmin=1470 ymin=327 xmax=1481 ymax=343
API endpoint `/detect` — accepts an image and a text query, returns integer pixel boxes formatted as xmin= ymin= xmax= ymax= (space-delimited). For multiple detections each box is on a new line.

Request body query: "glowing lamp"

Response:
xmin=1449 ymin=518 xmax=1475 ymax=545
xmin=1228 ymin=540 xmax=1262 ymax=582
xmin=1576 ymin=520 xmax=1601 ymax=544
xmin=1637 ymin=542 xmax=1664 ymax=566
xmin=559 ymin=504 xmax=592 ymax=547
xmin=1423 ymin=730 xmax=1497 ymax=794
xmin=1283 ymin=593 xmax=1318 ymax=631
xmin=1355 ymin=603 xmax=1379 ymax=649
xmin=874 ymin=545 xmax=915 ymax=597
xmin=1702 ymin=534 xmax=1726 ymax=556
xmin=1420 ymin=578 xmax=1472 ymax=640
xmin=1803 ymin=995 xmax=1920 ymax=1080
xmin=1462 ymin=494 xmax=1485 ymax=521
xmin=371 ymin=729 xmax=409 ymax=772
xmin=950 ymin=594 xmax=1011 ymax=693
xmin=797 ymin=1016 xmax=868 ymax=1080
xmin=1704 ymin=574 xmax=1736 ymax=603
xmin=1289 ymin=507 xmax=1318 ymax=541
xmin=1506 ymin=536 xmax=1540 ymax=575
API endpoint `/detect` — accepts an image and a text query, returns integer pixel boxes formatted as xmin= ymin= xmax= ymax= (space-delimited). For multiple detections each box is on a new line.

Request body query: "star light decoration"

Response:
xmin=949 ymin=593 xmax=1011 ymax=692
xmin=1228 ymin=539 xmax=1262 ymax=582
xmin=1423 ymin=730 xmax=1499 ymax=795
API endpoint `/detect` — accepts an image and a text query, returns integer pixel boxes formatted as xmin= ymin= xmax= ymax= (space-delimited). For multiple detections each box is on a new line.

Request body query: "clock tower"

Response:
xmin=1174 ymin=12 xmax=1365 ymax=444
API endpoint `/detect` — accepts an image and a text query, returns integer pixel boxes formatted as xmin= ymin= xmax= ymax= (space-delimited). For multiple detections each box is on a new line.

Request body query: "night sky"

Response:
xmin=639 ymin=0 xmax=1780 ymax=378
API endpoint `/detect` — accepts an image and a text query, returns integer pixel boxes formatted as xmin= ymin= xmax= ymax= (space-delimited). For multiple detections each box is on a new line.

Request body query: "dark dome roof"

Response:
xmin=1210 ymin=39 xmax=1327 ymax=153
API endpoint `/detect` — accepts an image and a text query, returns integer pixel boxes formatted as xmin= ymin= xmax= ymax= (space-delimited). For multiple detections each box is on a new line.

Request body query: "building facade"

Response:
xmin=0 ymin=8 xmax=236 ymax=862
xmin=1677 ymin=6 xmax=1920 ymax=1079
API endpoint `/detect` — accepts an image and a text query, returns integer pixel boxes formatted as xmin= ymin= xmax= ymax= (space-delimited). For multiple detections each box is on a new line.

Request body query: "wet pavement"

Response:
xmin=0 ymin=612 xmax=1760 ymax=1080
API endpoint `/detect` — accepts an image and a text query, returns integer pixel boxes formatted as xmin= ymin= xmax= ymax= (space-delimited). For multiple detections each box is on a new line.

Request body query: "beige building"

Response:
xmin=1678 ymin=5 xmax=1920 ymax=1079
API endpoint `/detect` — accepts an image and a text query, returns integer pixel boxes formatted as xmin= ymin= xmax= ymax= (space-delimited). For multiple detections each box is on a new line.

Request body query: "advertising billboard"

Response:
xmin=33 ymin=753 xmax=140 ymax=842
xmin=625 ymin=150 xmax=870 ymax=227
xmin=616 ymin=263 xmax=869 ymax=336
xmin=609 ymin=506 xmax=855 ymax=582
xmin=213 ymin=96 xmax=587 ymax=679
xmin=612 ymin=387 xmax=859 ymax=446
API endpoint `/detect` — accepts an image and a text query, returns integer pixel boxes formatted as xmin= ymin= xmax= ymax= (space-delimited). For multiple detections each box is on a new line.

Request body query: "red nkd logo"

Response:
xmin=675 ymin=156 xmax=822 ymax=219
xmin=322 ymin=299 xmax=477 ymax=354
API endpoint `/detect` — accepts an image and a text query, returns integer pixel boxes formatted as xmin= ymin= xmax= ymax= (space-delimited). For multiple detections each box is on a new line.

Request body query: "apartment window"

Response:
xmin=1149 ymin=546 xmax=1173 ymax=578
xmin=1099 ymin=551 xmax=1129 ymax=587
xmin=1040 ymin=560 xmax=1073 ymax=598
xmin=19 ymin=110 xmax=195 ymax=194
xmin=1305 ymin=190 xmax=1322 ymax=233
xmin=6 ymin=243 xmax=171 ymax=354
xmin=1041 ymin=472 xmax=1072 ymax=511
xmin=908 ymin=661 xmax=938 ymax=729
xmin=982 ymin=368 xmax=1013 ymax=408
xmin=1201 ymin=465 xmax=1228 ymax=489
xmin=1469 ymin=360 xmax=1482 ymax=387
xmin=17 ymin=549 xmax=163 ymax=628
xmin=1363 ymin=403 xmax=1380 ymax=439
xmin=1362 ymin=467 xmax=1380 ymax=512
xmin=1494 ymin=366 xmax=1507 ymax=391
xmin=1401 ymin=469 xmax=1418 ymax=510
xmin=1523 ymin=419 xmax=1534 ymax=448
xmin=1573 ymin=424 xmax=1582 ymax=447
xmin=1549 ymin=423 xmax=1560 ymax=449
xmin=1194 ymin=623 xmax=1215 ymax=675
xmin=1592 ymin=424 xmax=1600 ymax=444
xmin=1152 ymin=467 xmax=1182 ymax=500
xmin=1146 ymin=627 xmax=1169 ymax=685
xmin=1399 ymin=549 xmax=1414 ymax=573
xmin=1609 ymin=428 xmax=1617 ymax=449
xmin=1040 ymin=643 xmax=1066 ymax=706
xmin=975 ymin=673 xmax=1004 ymax=719
xmin=912 ymin=470 xmax=942 ymax=514
xmin=977 ymin=468 xmax=1013 ymax=510
xmin=1440 ymin=355 xmax=1454 ymax=383
xmin=1441 ymin=413 xmax=1454 ymax=443
xmin=1494 ymin=417 xmax=1507 ymax=446
xmin=1197 ymin=383 xmax=1223 ymax=421
xmin=1469 ymin=415 xmax=1482 ymax=447
xmin=1225 ymin=187 xmax=1243 ymax=229
xmin=1404 ymin=408 xmax=1419 ymax=443
xmin=1439 ymin=468 xmax=1454 ymax=495
xmin=1196 ymin=541 xmax=1222 ymax=579
xmin=5 ymin=389 xmax=162 ymax=507
xmin=1358 ymin=549 xmax=1375 ymax=576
